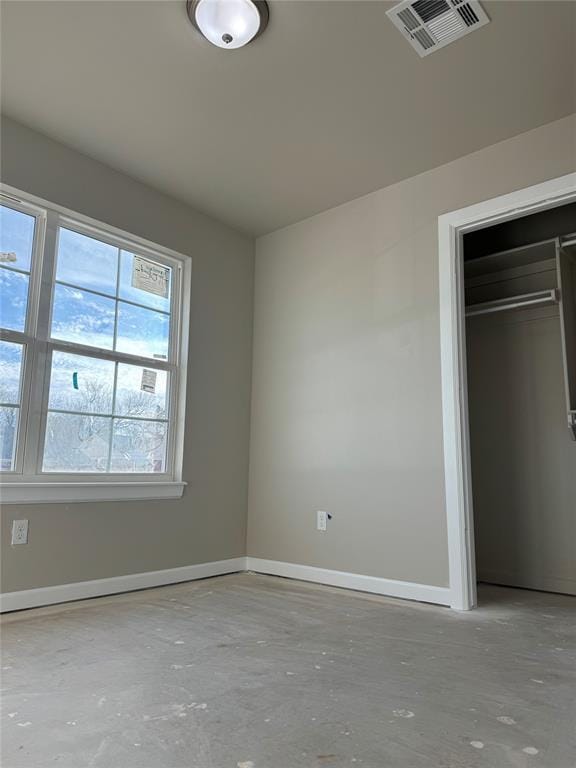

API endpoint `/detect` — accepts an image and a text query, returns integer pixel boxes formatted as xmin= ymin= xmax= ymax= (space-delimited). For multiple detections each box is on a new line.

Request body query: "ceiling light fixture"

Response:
xmin=187 ymin=0 xmax=269 ymax=50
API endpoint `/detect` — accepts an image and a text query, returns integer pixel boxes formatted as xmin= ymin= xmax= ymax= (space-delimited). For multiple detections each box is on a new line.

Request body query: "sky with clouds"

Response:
xmin=0 ymin=206 xmax=171 ymax=472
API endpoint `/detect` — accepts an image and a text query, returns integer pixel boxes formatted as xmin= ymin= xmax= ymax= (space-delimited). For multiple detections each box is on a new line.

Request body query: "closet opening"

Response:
xmin=463 ymin=205 xmax=576 ymax=603
xmin=438 ymin=174 xmax=576 ymax=610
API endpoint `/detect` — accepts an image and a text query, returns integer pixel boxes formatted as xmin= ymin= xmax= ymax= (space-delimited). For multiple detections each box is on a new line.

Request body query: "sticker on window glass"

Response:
xmin=141 ymin=369 xmax=157 ymax=394
xmin=0 ymin=252 xmax=17 ymax=263
xmin=131 ymin=256 xmax=170 ymax=298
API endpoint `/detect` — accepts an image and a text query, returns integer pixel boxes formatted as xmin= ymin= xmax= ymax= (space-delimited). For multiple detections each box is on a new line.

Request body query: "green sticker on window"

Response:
xmin=72 ymin=372 xmax=79 ymax=390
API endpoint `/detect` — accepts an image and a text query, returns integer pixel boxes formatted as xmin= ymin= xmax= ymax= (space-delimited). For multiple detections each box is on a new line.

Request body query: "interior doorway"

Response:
xmin=438 ymin=174 xmax=576 ymax=610
xmin=464 ymin=209 xmax=576 ymax=597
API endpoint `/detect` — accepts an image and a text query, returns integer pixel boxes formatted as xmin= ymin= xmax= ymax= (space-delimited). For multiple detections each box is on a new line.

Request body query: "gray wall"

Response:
xmin=247 ymin=115 xmax=576 ymax=588
xmin=0 ymin=117 xmax=255 ymax=592
xmin=2 ymin=113 xmax=575 ymax=596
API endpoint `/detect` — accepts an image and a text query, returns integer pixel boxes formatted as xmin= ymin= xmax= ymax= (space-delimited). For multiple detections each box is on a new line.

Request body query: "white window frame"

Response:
xmin=0 ymin=184 xmax=191 ymax=503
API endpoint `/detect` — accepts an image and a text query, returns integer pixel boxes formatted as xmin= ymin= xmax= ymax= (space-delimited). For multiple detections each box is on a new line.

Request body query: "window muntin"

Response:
xmin=0 ymin=340 xmax=24 ymax=471
xmin=51 ymin=283 xmax=116 ymax=349
xmin=110 ymin=418 xmax=167 ymax=473
xmin=115 ymin=301 xmax=170 ymax=359
xmin=0 ymin=205 xmax=35 ymax=333
xmin=43 ymin=413 xmax=112 ymax=473
xmin=0 ymin=406 xmax=19 ymax=471
xmin=51 ymin=226 xmax=173 ymax=360
xmin=42 ymin=351 xmax=169 ymax=473
xmin=0 ymin=193 xmax=185 ymax=485
xmin=115 ymin=363 xmax=168 ymax=419
xmin=0 ymin=202 xmax=38 ymax=472
xmin=0 ymin=340 xmax=24 ymax=404
xmin=0 ymin=205 xmax=35 ymax=271
xmin=0 ymin=269 xmax=29 ymax=332
xmin=55 ymin=227 xmax=119 ymax=295
xmin=48 ymin=352 xmax=115 ymax=414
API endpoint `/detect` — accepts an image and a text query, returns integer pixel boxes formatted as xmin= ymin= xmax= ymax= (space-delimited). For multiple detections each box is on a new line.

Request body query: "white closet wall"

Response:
xmin=466 ymin=238 xmax=576 ymax=596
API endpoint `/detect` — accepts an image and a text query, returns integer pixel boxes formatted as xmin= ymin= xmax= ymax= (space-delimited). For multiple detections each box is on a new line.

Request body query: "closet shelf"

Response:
xmin=465 ymin=289 xmax=559 ymax=318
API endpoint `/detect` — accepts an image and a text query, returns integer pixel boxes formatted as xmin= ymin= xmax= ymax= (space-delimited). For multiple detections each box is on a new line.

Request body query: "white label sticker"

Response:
xmin=132 ymin=256 xmax=170 ymax=298
xmin=141 ymin=369 xmax=157 ymax=394
xmin=0 ymin=252 xmax=17 ymax=263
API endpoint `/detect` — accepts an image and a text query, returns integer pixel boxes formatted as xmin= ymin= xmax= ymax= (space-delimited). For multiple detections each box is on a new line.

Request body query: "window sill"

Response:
xmin=0 ymin=480 xmax=186 ymax=505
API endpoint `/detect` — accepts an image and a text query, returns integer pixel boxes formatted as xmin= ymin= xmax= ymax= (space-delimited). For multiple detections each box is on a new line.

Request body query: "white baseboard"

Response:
xmin=0 ymin=557 xmax=247 ymax=613
xmin=0 ymin=556 xmax=451 ymax=613
xmin=246 ymin=557 xmax=451 ymax=606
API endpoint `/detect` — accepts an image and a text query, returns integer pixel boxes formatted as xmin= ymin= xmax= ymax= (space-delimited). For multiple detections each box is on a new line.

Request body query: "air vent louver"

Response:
xmin=412 ymin=0 xmax=450 ymax=22
xmin=397 ymin=7 xmax=420 ymax=31
xmin=413 ymin=28 xmax=435 ymax=49
xmin=387 ymin=0 xmax=489 ymax=57
xmin=457 ymin=3 xmax=479 ymax=26
xmin=429 ymin=11 xmax=464 ymax=40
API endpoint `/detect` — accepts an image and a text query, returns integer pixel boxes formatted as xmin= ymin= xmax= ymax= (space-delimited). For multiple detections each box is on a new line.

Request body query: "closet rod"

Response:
xmin=466 ymin=289 xmax=559 ymax=318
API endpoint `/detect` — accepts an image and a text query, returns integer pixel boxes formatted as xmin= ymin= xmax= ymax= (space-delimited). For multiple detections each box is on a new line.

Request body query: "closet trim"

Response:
xmin=438 ymin=173 xmax=576 ymax=611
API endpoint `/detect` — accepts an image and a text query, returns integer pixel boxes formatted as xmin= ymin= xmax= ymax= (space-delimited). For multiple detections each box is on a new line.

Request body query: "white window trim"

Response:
xmin=0 ymin=184 xmax=191 ymax=504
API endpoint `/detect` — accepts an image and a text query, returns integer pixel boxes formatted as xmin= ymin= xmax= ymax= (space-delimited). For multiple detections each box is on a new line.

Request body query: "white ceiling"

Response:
xmin=1 ymin=1 xmax=575 ymax=235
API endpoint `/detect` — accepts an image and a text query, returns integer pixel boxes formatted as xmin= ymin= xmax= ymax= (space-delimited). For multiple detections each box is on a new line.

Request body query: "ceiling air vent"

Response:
xmin=387 ymin=0 xmax=489 ymax=57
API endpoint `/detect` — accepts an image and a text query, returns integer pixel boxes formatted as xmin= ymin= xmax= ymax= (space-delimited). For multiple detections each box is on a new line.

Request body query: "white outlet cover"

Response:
xmin=316 ymin=510 xmax=328 ymax=532
xmin=11 ymin=519 xmax=29 ymax=545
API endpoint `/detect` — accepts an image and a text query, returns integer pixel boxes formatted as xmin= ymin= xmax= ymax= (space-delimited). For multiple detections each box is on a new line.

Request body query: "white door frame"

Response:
xmin=438 ymin=172 xmax=576 ymax=611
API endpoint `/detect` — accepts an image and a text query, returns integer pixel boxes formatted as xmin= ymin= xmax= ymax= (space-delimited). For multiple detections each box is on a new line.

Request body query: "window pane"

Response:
xmin=51 ymin=284 xmax=115 ymax=349
xmin=115 ymin=363 xmax=168 ymax=419
xmin=116 ymin=301 xmax=169 ymax=359
xmin=0 ymin=206 xmax=35 ymax=272
xmin=0 ymin=267 xmax=29 ymax=332
xmin=43 ymin=413 xmax=111 ymax=472
xmin=110 ymin=418 xmax=167 ymax=473
xmin=49 ymin=352 xmax=114 ymax=414
xmin=0 ymin=406 xmax=18 ymax=470
xmin=0 ymin=341 xmax=23 ymax=404
xmin=119 ymin=251 xmax=171 ymax=312
xmin=56 ymin=228 xmax=119 ymax=296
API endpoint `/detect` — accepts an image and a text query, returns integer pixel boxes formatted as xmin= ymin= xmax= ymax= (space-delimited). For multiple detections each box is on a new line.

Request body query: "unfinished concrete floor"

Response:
xmin=1 ymin=573 xmax=575 ymax=768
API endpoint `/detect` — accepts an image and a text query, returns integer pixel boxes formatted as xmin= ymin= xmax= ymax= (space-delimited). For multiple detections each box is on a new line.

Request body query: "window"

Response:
xmin=0 ymin=187 xmax=190 ymax=503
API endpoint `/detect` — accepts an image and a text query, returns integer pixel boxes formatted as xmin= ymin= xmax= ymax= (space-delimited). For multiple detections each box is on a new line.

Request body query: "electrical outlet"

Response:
xmin=316 ymin=510 xmax=328 ymax=532
xmin=11 ymin=519 xmax=29 ymax=545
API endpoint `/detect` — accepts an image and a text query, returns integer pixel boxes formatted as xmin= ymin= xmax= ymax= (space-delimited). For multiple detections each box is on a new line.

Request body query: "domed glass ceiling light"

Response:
xmin=187 ymin=0 xmax=269 ymax=49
